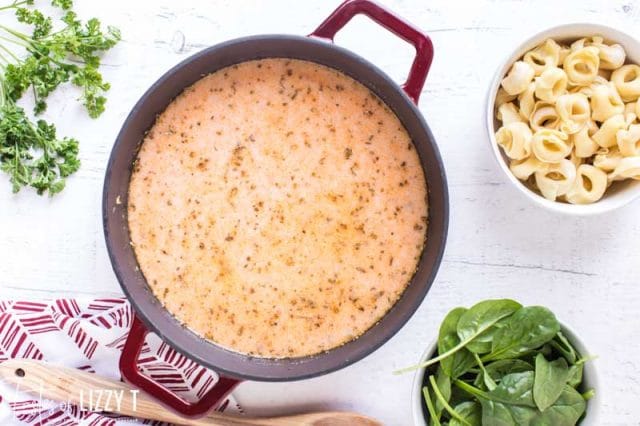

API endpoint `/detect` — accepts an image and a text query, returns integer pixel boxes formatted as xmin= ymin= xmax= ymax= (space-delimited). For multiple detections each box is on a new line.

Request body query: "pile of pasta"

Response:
xmin=495 ymin=36 xmax=640 ymax=204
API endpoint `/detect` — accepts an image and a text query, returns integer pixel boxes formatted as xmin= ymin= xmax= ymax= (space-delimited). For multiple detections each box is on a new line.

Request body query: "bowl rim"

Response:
xmin=486 ymin=22 xmax=640 ymax=215
xmin=410 ymin=320 xmax=600 ymax=425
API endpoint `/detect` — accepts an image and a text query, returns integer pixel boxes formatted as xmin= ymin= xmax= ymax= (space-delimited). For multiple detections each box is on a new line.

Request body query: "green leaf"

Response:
xmin=486 ymin=306 xmax=560 ymax=361
xmin=435 ymin=366 xmax=452 ymax=417
xmin=0 ymin=0 xmax=118 ymax=194
xmin=479 ymin=401 xmax=541 ymax=426
xmin=482 ymin=359 xmax=533 ymax=384
xmin=480 ymin=400 xmax=517 ymax=426
xmin=550 ymin=332 xmax=578 ymax=364
xmin=15 ymin=7 xmax=52 ymax=38
xmin=454 ymin=373 xmax=535 ymax=408
xmin=395 ymin=300 xmax=521 ymax=375
xmin=489 ymin=371 xmax=536 ymax=407
xmin=439 ymin=307 xmax=477 ymax=378
xmin=531 ymin=386 xmax=586 ymax=425
xmin=533 ymin=354 xmax=569 ymax=411
xmin=466 ymin=315 xmax=510 ymax=354
xmin=52 ymin=0 xmax=73 ymax=10
xmin=457 ymin=300 xmax=522 ymax=350
xmin=0 ymin=101 xmax=80 ymax=195
xmin=449 ymin=401 xmax=481 ymax=426
xmin=473 ymin=352 xmax=497 ymax=391
xmin=566 ymin=364 xmax=583 ymax=388
xmin=475 ymin=382 xmax=587 ymax=426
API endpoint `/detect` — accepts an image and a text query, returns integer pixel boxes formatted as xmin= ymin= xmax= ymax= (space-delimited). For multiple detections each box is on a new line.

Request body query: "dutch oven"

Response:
xmin=103 ymin=0 xmax=448 ymax=417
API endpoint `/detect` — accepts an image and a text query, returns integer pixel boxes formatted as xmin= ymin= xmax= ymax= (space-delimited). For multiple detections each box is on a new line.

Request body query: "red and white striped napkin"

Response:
xmin=0 ymin=298 xmax=240 ymax=425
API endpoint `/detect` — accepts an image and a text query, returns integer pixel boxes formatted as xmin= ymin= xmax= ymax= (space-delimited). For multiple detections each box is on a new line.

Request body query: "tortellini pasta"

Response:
xmin=566 ymin=165 xmax=608 ymax=204
xmin=501 ymin=61 xmax=535 ymax=95
xmin=496 ymin=122 xmax=533 ymax=160
xmin=531 ymin=129 xmax=572 ymax=163
xmin=611 ymin=64 xmax=640 ymax=102
xmin=509 ymin=156 xmax=547 ymax=180
xmin=593 ymin=147 xmax=624 ymax=171
xmin=494 ymin=36 xmax=640 ymax=204
xmin=609 ymin=156 xmax=640 ymax=180
xmin=572 ymin=120 xmax=599 ymax=158
xmin=534 ymin=159 xmax=576 ymax=201
xmin=617 ymin=124 xmax=640 ymax=156
xmin=564 ymin=46 xmax=600 ymax=86
xmin=524 ymin=39 xmax=561 ymax=75
xmin=496 ymin=87 xmax=517 ymax=106
xmin=572 ymin=36 xmax=626 ymax=70
xmin=590 ymin=83 xmax=624 ymax=122
xmin=534 ymin=67 xmax=568 ymax=102
xmin=592 ymin=114 xmax=628 ymax=148
xmin=556 ymin=93 xmax=590 ymax=134
xmin=497 ymin=102 xmax=524 ymax=124
xmin=518 ymin=82 xmax=536 ymax=119
xmin=530 ymin=101 xmax=560 ymax=131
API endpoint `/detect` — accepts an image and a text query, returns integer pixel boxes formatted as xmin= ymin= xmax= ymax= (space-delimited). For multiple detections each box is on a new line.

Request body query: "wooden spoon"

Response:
xmin=0 ymin=359 xmax=380 ymax=426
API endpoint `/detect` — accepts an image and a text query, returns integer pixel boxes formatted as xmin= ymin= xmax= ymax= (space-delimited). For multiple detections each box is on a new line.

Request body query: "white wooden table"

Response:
xmin=1 ymin=0 xmax=639 ymax=424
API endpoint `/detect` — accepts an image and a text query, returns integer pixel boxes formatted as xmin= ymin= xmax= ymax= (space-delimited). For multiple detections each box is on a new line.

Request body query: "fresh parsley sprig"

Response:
xmin=0 ymin=0 xmax=119 ymax=195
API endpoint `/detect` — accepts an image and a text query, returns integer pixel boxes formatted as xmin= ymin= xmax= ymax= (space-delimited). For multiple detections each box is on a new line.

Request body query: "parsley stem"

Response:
xmin=0 ymin=0 xmax=29 ymax=12
xmin=0 ymin=41 xmax=19 ymax=62
xmin=0 ymin=50 xmax=10 ymax=65
xmin=0 ymin=30 xmax=29 ymax=49
xmin=0 ymin=23 xmax=28 ymax=41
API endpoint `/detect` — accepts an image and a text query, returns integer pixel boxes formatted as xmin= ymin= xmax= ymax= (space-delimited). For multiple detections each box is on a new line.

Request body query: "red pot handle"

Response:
xmin=119 ymin=316 xmax=241 ymax=418
xmin=309 ymin=0 xmax=433 ymax=104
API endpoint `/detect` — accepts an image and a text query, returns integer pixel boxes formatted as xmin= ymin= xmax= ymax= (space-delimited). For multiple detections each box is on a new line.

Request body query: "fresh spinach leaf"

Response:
xmin=480 ymin=400 xmax=540 ymax=426
xmin=396 ymin=300 xmax=521 ymax=374
xmin=566 ymin=364 xmax=583 ymax=388
xmin=485 ymin=306 xmax=560 ymax=361
xmin=439 ymin=307 xmax=477 ymax=379
xmin=449 ymin=401 xmax=481 ymax=426
xmin=533 ymin=353 xmax=569 ymax=411
xmin=531 ymin=386 xmax=586 ymax=425
xmin=457 ymin=300 xmax=522 ymax=352
xmin=403 ymin=300 xmax=592 ymax=426
xmin=473 ymin=353 xmax=497 ymax=391
xmin=466 ymin=318 xmax=508 ymax=354
xmin=550 ymin=331 xmax=578 ymax=364
xmin=479 ymin=399 xmax=517 ymax=426
xmin=474 ymin=359 xmax=532 ymax=388
xmin=489 ymin=371 xmax=536 ymax=407
xmin=435 ymin=366 xmax=452 ymax=417
xmin=455 ymin=373 xmax=535 ymax=408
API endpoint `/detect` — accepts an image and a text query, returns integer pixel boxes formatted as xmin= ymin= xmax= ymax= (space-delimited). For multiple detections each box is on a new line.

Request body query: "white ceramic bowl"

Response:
xmin=411 ymin=323 xmax=599 ymax=425
xmin=486 ymin=23 xmax=640 ymax=215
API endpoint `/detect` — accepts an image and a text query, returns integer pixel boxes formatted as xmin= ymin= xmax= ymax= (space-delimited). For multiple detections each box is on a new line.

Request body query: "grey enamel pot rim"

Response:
xmin=103 ymin=34 xmax=449 ymax=382
xmin=410 ymin=322 xmax=600 ymax=425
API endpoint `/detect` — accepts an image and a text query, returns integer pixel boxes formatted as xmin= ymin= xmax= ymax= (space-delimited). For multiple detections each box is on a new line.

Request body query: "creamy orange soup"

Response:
xmin=128 ymin=58 xmax=428 ymax=358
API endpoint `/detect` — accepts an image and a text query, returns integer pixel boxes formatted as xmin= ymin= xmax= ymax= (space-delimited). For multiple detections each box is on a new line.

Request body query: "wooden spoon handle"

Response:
xmin=0 ymin=359 xmax=226 ymax=425
xmin=0 ymin=359 xmax=380 ymax=426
